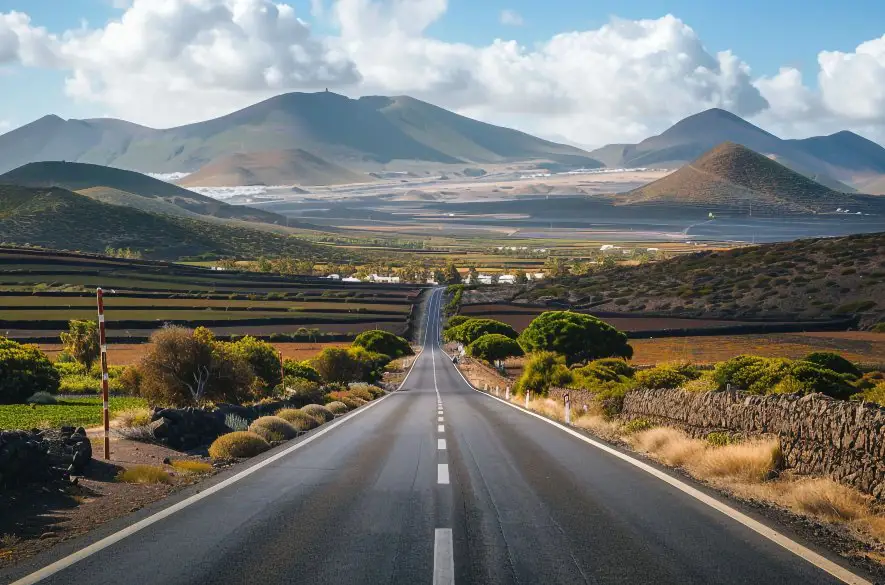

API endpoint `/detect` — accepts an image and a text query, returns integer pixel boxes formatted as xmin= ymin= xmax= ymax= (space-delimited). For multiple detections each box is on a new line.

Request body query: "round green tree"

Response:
xmin=444 ymin=319 xmax=518 ymax=345
xmin=466 ymin=334 xmax=524 ymax=363
xmin=353 ymin=330 xmax=414 ymax=359
xmin=518 ymin=311 xmax=632 ymax=365
xmin=0 ymin=337 xmax=60 ymax=404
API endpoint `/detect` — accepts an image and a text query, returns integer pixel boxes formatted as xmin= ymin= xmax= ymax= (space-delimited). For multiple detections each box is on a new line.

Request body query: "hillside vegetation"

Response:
xmin=0 ymin=185 xmax=343 ymax=261
xmin=0 ymin=161 xmax=284 ymax=224
xmin=619 ymin=142 xmax=883 ymax=215
xmin=522 ymin=232 xmax=885 ymax=327
xmin=179 ymin=149 xmax=366 ymax=187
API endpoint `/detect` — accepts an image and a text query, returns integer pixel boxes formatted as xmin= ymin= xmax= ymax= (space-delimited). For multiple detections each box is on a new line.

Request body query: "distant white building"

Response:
xmin=426 ymin=278 xmax=439 ymax=285
xmin=369 ymin=274 xmax=401 ymax=284
xmin=478 ymin=274 xmax=493 ymax=285
xmin=342 ymin=277 xmax=362 ymax=283
xmin=600 ymin=244 xmax=620 ymax=251
xmin=326 ymin=274 xmax=341 ymax=280
xmin=528 ymin=272 xmax=545 ymax=281
xmin=498 ymin=275 xmax=516 ymax=285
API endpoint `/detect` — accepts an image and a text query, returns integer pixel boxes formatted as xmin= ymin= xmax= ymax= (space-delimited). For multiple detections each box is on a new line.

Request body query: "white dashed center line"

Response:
xmin=438 ymin=438 xmax=447 ymax=450
xmin=437 ymin=463 xmax=450 ymax=484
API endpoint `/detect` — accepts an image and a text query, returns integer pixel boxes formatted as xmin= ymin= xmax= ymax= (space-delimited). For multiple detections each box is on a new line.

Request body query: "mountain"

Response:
xmin=787 ymin=131 xmax=885 ymax=183
xmin=619 ymin=142 xmax=883 ymax=215
xmin=0 ymin=161 xmax=285 ymax=224
xmin=0 ymin=92 xmax=602 ymax=184
xmin=178 ymin=149 xmax=367 ymax=187
xmin=0 ymin=185 xmax=343 ymax=261
xmin=588 ymin=109 xmax=859 ymax=191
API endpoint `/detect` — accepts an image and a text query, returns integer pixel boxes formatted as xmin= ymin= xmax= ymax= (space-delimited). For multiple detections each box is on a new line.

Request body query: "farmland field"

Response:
xmin=0 ymin=396 xmax=148 ymax=431
xmin=629 ymin=332 xmax=885 ymax=366
xmin=39 ymin=342 xmax=350 ymax=365
xmin=0 ymin=248 xmax=425 ymax=341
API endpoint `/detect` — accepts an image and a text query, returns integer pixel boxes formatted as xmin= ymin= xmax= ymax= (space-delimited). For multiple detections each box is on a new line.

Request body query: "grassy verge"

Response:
xmin=0 ymin=396 xmax=148 ymax=430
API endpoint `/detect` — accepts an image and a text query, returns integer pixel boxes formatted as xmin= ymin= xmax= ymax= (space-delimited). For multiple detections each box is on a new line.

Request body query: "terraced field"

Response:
xmin=0 ymin=247 xmax=424 ymax=341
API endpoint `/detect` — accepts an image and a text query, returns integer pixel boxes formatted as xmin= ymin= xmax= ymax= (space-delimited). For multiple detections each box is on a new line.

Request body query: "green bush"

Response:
xmin=228 ymin=336 xmax=282 ymax=391
xmin=590 ymin=358 xmax=634 ymax=378
xmin=353 ymin=330 xmax=414 ymax=359
xmin=311 ymin=347 xmax=390 ymax=384
xmin=466 ymin=334 xmax=524 ymax=363
xmin=623 ymin=418 xmax=655 ymax=434
xmin=0 ymin=337 xmax=60 ymax=404
xmin=301 ymin=403 xmax=334 ymax=424
xmin=59 ymin=320 xmax=100 ymax=369
xmin=276 ymin=408 xmax=320 ymax=431
xmin=443 ymin=315 xmax=471 ymax=332
xmin=803 ymin=352 xmax=861 ymax=378
xmin=208 ymin=431 xmax=270 ymax=459
xmin=514 ymin=351 xmax=572 ymax=395
xmin=713 ymin=355 xmax=854 ymax=399
xmin=248 ymin=416 xmax=298 ymax=441
xmin=706 ymin=432 xmax=734 ymax=447
xmin=635 ymin=364 xmax=701 ymax=390
xmin=283 ymin=361 xmax=322 ymax=383
xmin=54 ymin=362 xmax=86 ymax=377
xmin=518 ymin=311 xmax=632 ymax=365
xmin=444 ymin=319 xmax=518 ymax=345
xmin=326 ymin=401 xmax=349 ymax=415
xmin=277 ymin=376 xmax=324 ymax=407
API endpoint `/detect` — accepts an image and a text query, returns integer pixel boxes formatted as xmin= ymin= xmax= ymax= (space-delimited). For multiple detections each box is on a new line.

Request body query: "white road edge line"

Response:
xmin=437 ymin=463 xmax=450 ymax=484
xmin=438 ymin=439 xmax=447 ymax=450
xmin=442 ymin=340 xmax=872 ymax=585
xmin=10 ymin=289 xmax=443 ymax=585
xmin=433 ymin=528 xmax=455 ymax=585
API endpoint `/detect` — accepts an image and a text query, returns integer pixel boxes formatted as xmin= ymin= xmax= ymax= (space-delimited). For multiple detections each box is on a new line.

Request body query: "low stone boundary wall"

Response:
xmin=621 ymin=388 xmax=885 ymax=499
xmin=0 ymin=427 xmax=92 ymax=488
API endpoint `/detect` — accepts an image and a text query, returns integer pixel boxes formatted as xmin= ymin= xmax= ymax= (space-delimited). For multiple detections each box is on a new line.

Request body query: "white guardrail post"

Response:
xmin=564 ymin=392 xmax=571 ymax=425
xmin=525 ymin=390 xmax=531 ymax=408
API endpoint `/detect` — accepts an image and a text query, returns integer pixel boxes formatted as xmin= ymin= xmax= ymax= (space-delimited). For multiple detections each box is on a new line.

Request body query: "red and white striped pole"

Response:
xmin=96 ymin=288 xmax=110 ymax=460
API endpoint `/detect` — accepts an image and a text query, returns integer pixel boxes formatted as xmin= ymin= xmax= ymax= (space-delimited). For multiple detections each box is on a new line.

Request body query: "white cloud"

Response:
xmin=499 ymin=9 xmax=523 ymax=26
xmin=6 ymin=1 xmax=885 ymax=146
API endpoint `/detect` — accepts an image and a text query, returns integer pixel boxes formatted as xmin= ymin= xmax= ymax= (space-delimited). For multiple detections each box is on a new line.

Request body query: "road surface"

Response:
xmin=2 ymin=288 xmax=871 ymax=585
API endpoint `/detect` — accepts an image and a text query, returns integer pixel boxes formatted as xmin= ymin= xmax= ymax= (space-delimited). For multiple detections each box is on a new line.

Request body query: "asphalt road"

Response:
xmin=2 ymin=288 xmax=871 ymax=585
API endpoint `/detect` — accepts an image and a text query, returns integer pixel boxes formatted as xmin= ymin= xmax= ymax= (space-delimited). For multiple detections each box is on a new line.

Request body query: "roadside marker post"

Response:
xmin=525 ymin=390 xmax=531 ymax=408
xmin=495 ymin=385 xmax=499 ymax=396
xmin=279 ymin=350 xmax=285 ymax=391
xmin=505 ymin=386 xmax=510 ymax=400
xmin=564 ymin=392 xmax=571 ymax=425
xmin=96 ymin=288 xmax=110 ymax=460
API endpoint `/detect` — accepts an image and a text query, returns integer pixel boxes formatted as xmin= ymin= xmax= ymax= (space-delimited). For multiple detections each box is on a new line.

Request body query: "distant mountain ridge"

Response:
xmin=589 ymin=108 xmax=885 ymax=192
xmin=0 ymin=92 xmax=603 ymax=186
xmin=0 ymin=161 xmax=285 ymax=224
xmin=619 ymin=142 xmax=885 ymax=215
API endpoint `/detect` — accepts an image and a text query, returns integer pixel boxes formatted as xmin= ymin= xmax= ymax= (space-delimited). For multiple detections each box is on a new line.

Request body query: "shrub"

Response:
xmin=228 ymin=336 xmax=282 ymax=391
xmin=325 ymin=391 xmax=360 ymax=409
xmin=169 ymin=460 xmax=213 ymax=474
xmin=443 ymin=315 xmax=471 ymax=331
xmin=208 ymin=431 xmax=270 ymax=459
xmin=278 ymin=376 xmax=325 ymax=406
xmin=138 ymin=326 xmax=254 ymax=407
xmin=224 ymin=413 xmax=250 ymax=432
xmin=283 ymin=361 xmax=322 ymax=383
xmin=706 ymin=432 xmax=734 ymax=447
xmin=116 ymin=465 xmax=171 ymax=485
xmin=311 ymin=347 xmax=390 ymax=384
xmin=518 ymin=311 xmax=632 ymax=365
xmin=118 ymin=366 xmax=143 ymax=395
xmin=349 ymin=383 xmax=384 ymax=399
xmin=859 ymin=383 xmax=885 ymax=405
xmin=514 ymin=351 xmax=572 ymax=395
xmin=276 ymin=408 xmax=320 ymax=431
xmin=682 ymin=377 xmax=717 ymax=393
xmin=54 ymin=361 xmax=86 ymax=377
xmin=27 ymin=391 xmax=57 ymax=405
xmin=444 ymin=319 xmax=518 ymax=345
xmin=302 ymin=403 xmax=334 ymax=423
xmin=59 ymin=320 xmax=100 ymax=369
xmin=590 ymin=358 xmax=634 ymax=378
xmin=635 ymin=363 xmax=701 ymax=390
xmin=0 ymin=337 xmax=60 ymax=404
xmin=624 ymin=418 xmax=655 ymax=434
xmin=466 ymin=334 xmax=524 ymax=363
xmin=326 ymin=401 xmax=349 ymax=415
xmin=114 ymin=407 xmax=152 ymax=428
xmin=802 ymin=352 xmax=862 ymax=378
xmin=353 ymin=330 xmax=414 ymax=359
xmin=249 ymin=416 xmax=298 ymax=441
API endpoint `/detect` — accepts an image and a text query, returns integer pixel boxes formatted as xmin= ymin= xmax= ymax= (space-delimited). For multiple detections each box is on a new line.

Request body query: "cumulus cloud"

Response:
xmin=499 ymin=10 xmax=523 ymax=26
xmin=0 ymin=11 xmax=58 ymax=67
xmin=57 ymin=0 xmax=360 ymax=126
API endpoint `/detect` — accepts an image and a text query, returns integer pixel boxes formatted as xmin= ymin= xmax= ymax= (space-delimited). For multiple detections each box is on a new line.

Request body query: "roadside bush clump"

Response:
xmin=228 ymin=336 xmax=283 ymax=391
xmin=635 ymin=363 xmax=701 ymax=390
xmin=466 ymin=334 xmax=524 ymax=363
xmin=443 ymin=315 xmax=471 ymax=332
xmin=518 ymin=311 xmax=632 ymax=365
xmin=117 ymin=465 xmax=171 ymax=485
xmin=353 ymin=330 xmax=414 ymax=359
xmin=170 ymin=460 xmax=213 ymax=474
xmin=713 ymin=355 xmax=853 ymax=399
xmin=326 ymin=401 xmax=349 ymax=415
xmin=277 ymin=376 xmax=325 ymax=406
xmin=325 ymin=391 xmax=360 ymax=409
xmin=802 ymin=352 xmax=862 ymax=378
xmin=283 ymin=361 xmax=322 ymax=384
xmin=515 ymin=351 xmax=573 ymax=396
xmin=623 ymin=418 xmax=655 ymax=434
xmin=349 ymin=383 xmax=384 ymax=399
xmin=444 ymin=319 xmax=519 ymax=345
xmin=302 ymin=403 xmax=334 ymax=424
xmin=114 ymin=407 xmax=152 ymax=428
xmin=0 ymin=337 xmax=60 ymax=404
xmin=208 ymin=431 xmax=270 ymax=459
xmin=59 ymin=320 xmax=100 ymax=369
xmin=311 ymin=347 xmax=390 ymax=384
xmin=590 ymin=358 xmax=634 ymax=378
xmin=276 ymin=408 xmax=320 ymax=431
xmin=224 ymin=413 xmax=250 ymax=432
xmin=249 ymin=416 xmax=298 ymax=441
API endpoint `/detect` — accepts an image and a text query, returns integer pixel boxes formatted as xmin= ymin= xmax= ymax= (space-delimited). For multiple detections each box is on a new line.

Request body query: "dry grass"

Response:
xmin=113 ymin=407 xmax=153 ymax=428
xmin=208 ymin=431 xmax=270 ymax=459
xmin=629 ymin=427 xmax=708 ymax=467
xmin=276 ymin=408 xmax=320 ymax=431
xmin=116 ymin=465 xmax=171 ymax=485
xmin=169 ymin=460 xmax=213 ymax=474
xmin=572 ymin=414 xmax=623 ymax=440
xmin=788 ymin=478 xmax=870 ymax=522
xmin=687 ymin=440 xmax=781 ymax=483
xmin=526 ymin=398 xmax=565 ymax=420
xmin=326 ymin=401 xmax=349 ymax=415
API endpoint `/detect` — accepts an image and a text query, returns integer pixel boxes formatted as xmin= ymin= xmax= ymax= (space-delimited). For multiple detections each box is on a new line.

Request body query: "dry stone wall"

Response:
xmin=621 ymin=388 xmax=885 ymax=498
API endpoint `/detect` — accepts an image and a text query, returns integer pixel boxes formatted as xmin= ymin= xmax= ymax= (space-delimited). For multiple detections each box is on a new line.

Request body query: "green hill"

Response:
xmin=179 ymin=149 xmax=367 ymax=187
xmin=0 ymin=161 xmax=285 ymax=224
xmin=0 ymin=185 xmax=346 ymax=261
xmin=520 ymin=232 xmax=885 ymax=328
xmin=619 ymin=142 xmax=882 ymax=215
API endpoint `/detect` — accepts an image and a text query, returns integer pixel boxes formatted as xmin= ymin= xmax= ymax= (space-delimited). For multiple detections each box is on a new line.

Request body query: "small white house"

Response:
xmin=369 ymin=274 xmax=401 ymax=284
xmin=478 ymin=274 xmax=494 ymax=285
xmin=326 ymin=274 xmax=341 ymax=280
xmin=498 ymin=275 xmax=516 ymax=285
xmin=342 ymin=277 xmax=362 ymax=283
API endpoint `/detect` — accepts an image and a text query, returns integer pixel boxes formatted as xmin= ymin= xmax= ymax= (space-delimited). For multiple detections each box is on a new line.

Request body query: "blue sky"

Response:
xmin=2 ymin=0 xmax=885 ymax=145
